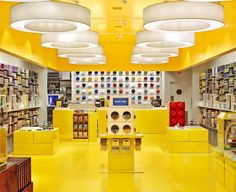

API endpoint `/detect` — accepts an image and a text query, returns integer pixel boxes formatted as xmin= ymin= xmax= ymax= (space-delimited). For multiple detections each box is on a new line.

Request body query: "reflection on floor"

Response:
xmin=11 ymin=134 xmax=226 ymax=192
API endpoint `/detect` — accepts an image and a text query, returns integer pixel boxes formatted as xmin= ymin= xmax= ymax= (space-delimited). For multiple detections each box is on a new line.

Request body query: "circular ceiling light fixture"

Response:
xmin=1 ymin=0 xmax=48 ymax=1
xmin=185 ymin=0 xmax=227 ymax=2
xmin=131 ymin=55 xmax=169 ymax=64
xmin=10 ymin=2 xmax=90 ymax=33
xmin=58 ymin=47 xmax=104 ymax=58
xmin=69 ymin=56 xmax=106 ymax=64
xmin=144 ymin=1 xmax=224 ymax=32
xmin=136 ymin=30 xmax=194 ymax=48
xmin=42 ymin=31 xmax=98 ymax=49
xmin=133 ymin=46 xmax=178 ymax=58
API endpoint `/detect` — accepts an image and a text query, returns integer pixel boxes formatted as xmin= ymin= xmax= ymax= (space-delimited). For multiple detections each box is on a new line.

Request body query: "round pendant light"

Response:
xmin=143 ymin=2 xmax=224 ymax=32
xmin=136 ymin=31 xmax=194 ymax=49
xmin=58 ymin=47 xmax=103 ymax=58
xmin=185 ymin=0 xmax=227 ymax=2
xmin=42 ymin=31 xmax=98 ymax=49
xmin=133 ymin=46 xmax=178 ymax=58
xmin=10 ymin=2 xmax=90 ymax=33
xmin=1 ymin=0 xmax=48 ymax=1
xmin=69 ymin=56 xmax=106 ymax=64
xmin=131 ymin=55 xmax=169 ymax=64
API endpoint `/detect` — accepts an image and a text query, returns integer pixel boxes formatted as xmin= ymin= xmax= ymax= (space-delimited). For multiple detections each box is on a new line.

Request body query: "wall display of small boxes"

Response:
xmin=72 ymin=71 xmax=162 ymax=104
xmin=73 ymin=111 xmax=88 ymax=139
xmin=0 ymin=63 xmax=40 ymax=136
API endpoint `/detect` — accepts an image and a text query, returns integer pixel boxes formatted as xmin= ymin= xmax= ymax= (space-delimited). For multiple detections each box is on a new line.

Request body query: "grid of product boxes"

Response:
xmin=0 ymin=63 xmax=40 ymax=135
xmin=73 ymin=71 xmax=162 ymax=104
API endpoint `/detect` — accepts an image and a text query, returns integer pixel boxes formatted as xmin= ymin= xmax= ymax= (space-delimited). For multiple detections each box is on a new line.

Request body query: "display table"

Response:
xmin=100 ymin=133 xmax=143 ymax=172
xmin=13 ymin=127 xmax=59 ymax=155
xmin=53 ymin=108 xmax=98 ymax=141
xmin=167 ymin=126 xmax=209 ymax=153
xmin=135 ymin=108 xmax=169 ymax=133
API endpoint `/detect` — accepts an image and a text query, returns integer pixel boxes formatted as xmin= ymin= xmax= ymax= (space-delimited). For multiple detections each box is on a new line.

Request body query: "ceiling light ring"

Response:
xmin=10 ymin=2 xmax=90 ymax=33
xmin=133 ymin=46 xmax=178 ymax=57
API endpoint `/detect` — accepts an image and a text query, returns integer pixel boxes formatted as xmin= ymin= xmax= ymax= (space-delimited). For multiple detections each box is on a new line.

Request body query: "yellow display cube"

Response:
xmin=97 ymin=109 xmax=107 ymax=134
xmin=167 ymin=128 xmax=189 ymax=141
xmin=14 ymin=128 xmax=59 ymax=155
xmin=188 ymin=128 xmax=208 ymax=142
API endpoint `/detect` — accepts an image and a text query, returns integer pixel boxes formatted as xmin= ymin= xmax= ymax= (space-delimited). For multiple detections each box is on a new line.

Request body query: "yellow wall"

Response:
xmin=0 ymin=1 xmax=236 ymax=71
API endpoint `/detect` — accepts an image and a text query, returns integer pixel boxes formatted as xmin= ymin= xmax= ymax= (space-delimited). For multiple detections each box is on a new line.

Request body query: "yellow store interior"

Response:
xmin=0 ymin=0 xmax=236 ymax=192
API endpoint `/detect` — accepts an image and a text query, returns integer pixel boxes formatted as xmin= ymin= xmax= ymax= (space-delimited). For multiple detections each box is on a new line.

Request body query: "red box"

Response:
xmin=169 ymin=102 xmax=185 ymax=127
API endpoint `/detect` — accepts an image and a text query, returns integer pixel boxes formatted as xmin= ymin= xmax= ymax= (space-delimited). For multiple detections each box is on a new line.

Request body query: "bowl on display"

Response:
xmin=144 ymin=95 xmax=148 ymax=100
xmin=131 ymin=89 xmax=135 ymax=94
xmin=123 ymin=125 xmax=131 ymax=134
xmin=138 ymin=71 xmax=142 ymax=75
xmin=88 ymin=77 xmax=92 ymax=82
xmin=76 ymin=96 xmax=80 ymax=101
xmin=88 ymin=71 xmax=92 ymax=76
xmin=100 ymin=90 xmax=104 ymax=95
xmin=144 ymin=90 xmax=148 ymax=94
xmin=156 ymin=89 xmax=160 ymax=94
xmin=82 ymin=95 xmax=86 ymax=100
xmin=113 ymin=77 xmax=117 ymax=81
xmin=81 ymin=72 xmax=85 ymax=76
xmin=150 ymin=77 xmax=154 ymax=81
xmin=107 ymin=71 xmax=110 ymax=75
xmin=94 ymin=95 xmax=99 ymax=99
xmin=119 ymin=83 xmax=123 ymax=88
xmin=94 ymin=83 xmax=98 ymax=88
xmin=101 ymin=71 xmax=105 ymax=75
xmin=125 ymin=77 xmax=129 ymax=81
xmin=150 ymin=83 xmax=154 ymax=88
xmin=125 ymin=72 xmax=129 ymax=75
xmin=113 ymin=71 xmax=117 ymax=75
xmin=113 ymin=89 xmax=117 ymax=94
xmin=88 ymin=89 xmax=92 ymax=94
xmin=123 ymin=111 xmax=131 ymax=120
xmin=138 ymin=83 xmax=142 ymax=88
xmin=111 ymin=111 xmax=119 ymax=120
xmin=107 ymin=95 xmax=110 ymax=100
xmin=137 ymin=77 xmax=142 ymax=82
xmin=144 ymin=83 xmax=148 ymax=88
xmin=76 ymin=89 xmax=80 ymax=94
xmin=94 ymin=89 xmax=99 ymax=94
xmin=126 ymin=90 xmax=129 ymax=94
xmin=119 ymin=71 xmax=123 ymax=75
xmin=144 ymin=77 xmax=148 ymax=81
xmin=76 ymin=84 xmax=80 ymax=88
xmin=156 ymin=71 xmax=160 ymax=75
xmin=138 ymin=95 xmax=142 ymax=100
xmin=94 ymin=77 xmax=98 ymax=82
xmin=107 ymin=83 xmax=111 ymax=88
xmin=76 ymin=71 xmax=80 ymax=75
xmin=75 ymin=77 xmax=80 ymax=81
xmin=150 ymin=95 xmax=154 ymax=99
xmin=131 ymin=83 xmax=135 ymax=88
xmin=101 ymin=77 xmax=105 ymax=82
xmin=82 ymin=89 xmax=86 ymax=93
xmin=138 ymin=89 xmax=142 ymax=94
xmin=113 ymin=83 xmax=117 ymax=88
xmin=82 ymin=83 xmax=86 ymax=88
xmin=125 ymin=83 xmax=129 ymax=88
xmin=132 ymin=96 xmax=135 ymax=100
xmin=132 ymin=71 xmax=135 ymax=75
xmin=119 ymin=89 xmax=123 ymax=94
xmin=132 ymin=77 xmax=135 ymax=82
xmin=144 ymin=71 xmax=148 ymax=75
xmin=119 ymin=78 xmax=123 ymax=82
xmin=107 ymin=89 xmax=111 ymax=94
xmin=156 ymin=77 xmax=160 ymax=82
xmin=111 ymin=125 xmax=119 ymax=134
xmin=150 ymin=89 xmax=154 ymax=94
xmin=101 ymin=83 xmax=105 ymax=88
xmin=88 ymin=83 xmax=92 ymax=88
xmin=107 ymin=77 xmax=111 ymax=82
xmin=95 ymin=71 xmax=99 ymax=75
xmin=82 ymin=77 xmax=86 ymax=82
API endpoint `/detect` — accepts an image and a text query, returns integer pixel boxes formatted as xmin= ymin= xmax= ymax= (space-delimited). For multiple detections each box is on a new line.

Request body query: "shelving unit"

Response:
xmin=0 ymin=63 xmax=40 ymax=136
xmin=73 ymin=111 xmax=88 ymax=139
xmin=198 ymin=62 xmax=236 ymax=145
xmin=72 ymin=71 xmax=162 ymax=104
xmin=47 ymin=72 xmax=72 ymax=124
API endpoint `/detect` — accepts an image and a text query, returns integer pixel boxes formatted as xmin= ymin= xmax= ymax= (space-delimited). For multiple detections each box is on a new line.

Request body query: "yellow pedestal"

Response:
xmin=88 ymin=112 xmax=98 ymax=142
xmin=167 ymin=127 xmax=209 ymax=153
xmin=53 ymin=108 xmax=74 ymax=141
xmin=97 ymin=109 xmax=107 ymax=134
xmin=135 ymin=109 xmax=169 ymax=133
xmin=14 ymin=128 xmax=59 ymax=155
xmin=100 ymin=134 xmax=143 ymax=172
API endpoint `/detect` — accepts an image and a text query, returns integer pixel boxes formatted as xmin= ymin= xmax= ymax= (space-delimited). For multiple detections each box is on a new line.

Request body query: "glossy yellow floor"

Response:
xmin=12 ymin=134 xmax=226 ymax=192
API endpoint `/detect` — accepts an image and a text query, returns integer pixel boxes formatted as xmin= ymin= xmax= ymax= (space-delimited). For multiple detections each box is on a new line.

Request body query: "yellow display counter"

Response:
xmin=224 ymin=151 xmax=236 ymax=192
xmin=135 ymin=108 xmax=169 ymax=133
xmin=167 ymin=126 xmax=209 ymax=153
xmin=53 ymin=108 xmax=98 ymax=142
xmin=0 ymin=128 xmax=7 ymax=164
xmin=13 ymin=127 xmax=59 ymax=155
xmin=100 ymin=134 xmax=143 ymax=172
xmin=215 ymin=148 xmax=225 ymax=187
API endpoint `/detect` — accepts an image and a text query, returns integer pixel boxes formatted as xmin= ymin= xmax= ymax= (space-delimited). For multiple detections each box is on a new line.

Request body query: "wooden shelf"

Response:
xmin=198 ymin=105 xmax=233 ymax=112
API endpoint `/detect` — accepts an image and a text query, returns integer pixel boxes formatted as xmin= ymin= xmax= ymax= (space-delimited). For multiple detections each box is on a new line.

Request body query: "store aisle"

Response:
xmin=13 ymin=135 xmax=225 ymax=192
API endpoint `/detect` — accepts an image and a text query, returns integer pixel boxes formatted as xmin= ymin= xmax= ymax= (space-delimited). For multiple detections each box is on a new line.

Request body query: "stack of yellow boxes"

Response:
xmin=14 ymin=127 xmax=59 ymax=155
xmin=0 ymin=127 xmax=7 ymax=164
xmin=167 ymin=126 xmax=209 ymax=153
